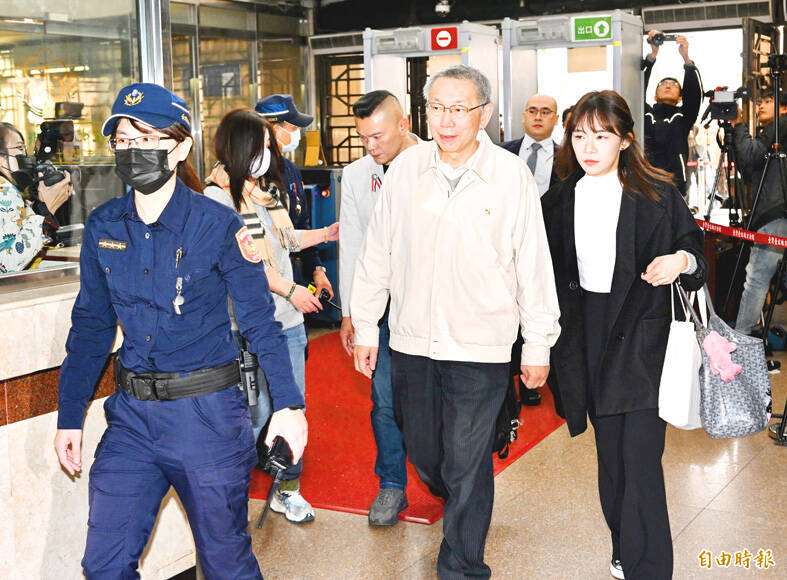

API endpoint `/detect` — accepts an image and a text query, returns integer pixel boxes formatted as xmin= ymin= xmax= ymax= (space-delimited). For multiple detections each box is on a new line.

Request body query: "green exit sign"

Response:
xmin=572 ymin=16 xmax=612 ymax=41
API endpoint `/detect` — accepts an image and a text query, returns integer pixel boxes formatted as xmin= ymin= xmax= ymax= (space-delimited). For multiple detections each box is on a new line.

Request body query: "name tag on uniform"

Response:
xmin=98 ymin=238 xmax=127 ymax=251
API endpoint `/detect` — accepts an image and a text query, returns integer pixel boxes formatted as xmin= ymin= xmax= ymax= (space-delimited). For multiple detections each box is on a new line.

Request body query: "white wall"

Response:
xmin=0 ymin=401 xmax=197 ymax=579
xmin=536 ymin=45 xmax=615 ymax=145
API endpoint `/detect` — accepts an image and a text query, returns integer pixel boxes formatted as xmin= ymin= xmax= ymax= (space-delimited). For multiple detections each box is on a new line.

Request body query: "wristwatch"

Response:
xmin=314 ymin=266 xmax=327 ymax=273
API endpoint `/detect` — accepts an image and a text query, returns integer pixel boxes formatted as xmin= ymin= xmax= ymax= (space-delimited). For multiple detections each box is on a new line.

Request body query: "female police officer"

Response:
xmin=53 ymin=83 xmax=306 ymax=579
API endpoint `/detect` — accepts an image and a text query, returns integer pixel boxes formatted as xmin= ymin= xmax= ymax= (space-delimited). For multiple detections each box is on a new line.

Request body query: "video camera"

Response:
xmin=647 ymin=32 xmax=677 ymax=46
xmin=702 ymin=86 xmax=750 ymax=122
xmin=766 ymin=53 xmax=787 ymax=73
xmin=11 ymin=120 xmax=75 ymax=190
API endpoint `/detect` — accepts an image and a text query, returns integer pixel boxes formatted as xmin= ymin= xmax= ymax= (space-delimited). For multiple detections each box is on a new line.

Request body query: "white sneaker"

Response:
xmin=270 ymin=489 xmax=315 ymax=523
xmin=610 ymin=559 xmax=625 ymax=579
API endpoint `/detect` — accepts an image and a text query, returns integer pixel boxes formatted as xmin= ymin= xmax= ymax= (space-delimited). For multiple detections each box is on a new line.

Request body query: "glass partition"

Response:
xmin=0 ymin=0 xmax=311 ymax=283
xmin=0 ymin=0 xmax=138 ymax=278
xmin=170 ymin=1 xmax=309 ymax=177
xmin=257 ymin=10 xmax=308 ymax=165
xmin=197 ymin=4 xmax=256 ymax=173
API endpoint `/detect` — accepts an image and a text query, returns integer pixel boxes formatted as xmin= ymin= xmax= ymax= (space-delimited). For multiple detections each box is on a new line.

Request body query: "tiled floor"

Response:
xmin=249 ymin=330 xmax=787 ymax=579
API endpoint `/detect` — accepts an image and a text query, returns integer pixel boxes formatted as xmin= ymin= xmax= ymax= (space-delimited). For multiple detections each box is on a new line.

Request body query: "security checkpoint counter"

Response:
xmin=0 ymin=267 xmax=197 ymax=579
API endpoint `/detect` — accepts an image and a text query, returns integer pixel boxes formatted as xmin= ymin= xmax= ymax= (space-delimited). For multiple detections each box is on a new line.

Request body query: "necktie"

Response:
xmin=526 ymin=142 xmax=541 ymax=175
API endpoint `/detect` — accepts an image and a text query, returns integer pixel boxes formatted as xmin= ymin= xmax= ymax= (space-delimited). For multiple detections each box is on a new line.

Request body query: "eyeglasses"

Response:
xmin=525 ymin=107 xmax=556 ymax=117
xmin=109 ymin=135 xmax=173 ymax=151
xmin=426 ymin=101 xmax=488 ymax=119
xmin=657 ymin=79 xmax=680 ymax=88
xmin=1 ymin=145 xmax=25 ymax=156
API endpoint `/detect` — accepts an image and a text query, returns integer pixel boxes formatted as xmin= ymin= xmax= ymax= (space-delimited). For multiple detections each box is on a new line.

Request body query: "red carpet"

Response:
xmin=249 ymin=331 xmax=565 ymax=524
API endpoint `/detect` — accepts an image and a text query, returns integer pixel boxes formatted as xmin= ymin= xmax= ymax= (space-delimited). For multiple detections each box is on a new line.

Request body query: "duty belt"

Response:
xmin=115 ymin=358 xmax=240 ymax=402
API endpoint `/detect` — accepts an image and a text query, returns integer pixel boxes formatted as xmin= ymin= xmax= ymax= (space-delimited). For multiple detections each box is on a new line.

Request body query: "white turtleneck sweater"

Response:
xmin=574 ymin=171 xmax=623 ymax=293
xmin=574 ymin=171 xmax=697 ymax=293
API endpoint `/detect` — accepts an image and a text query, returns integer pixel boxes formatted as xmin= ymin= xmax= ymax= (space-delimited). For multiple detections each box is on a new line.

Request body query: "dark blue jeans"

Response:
xmin=372 ymin=314 xmax=407 ymax=490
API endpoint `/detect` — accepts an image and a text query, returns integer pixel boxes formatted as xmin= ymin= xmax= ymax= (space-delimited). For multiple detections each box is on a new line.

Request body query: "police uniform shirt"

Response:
xmin=518 ymin=135 xmax=555 ymax=196
xmin=57 ymin=179 xmax=303 ymax=429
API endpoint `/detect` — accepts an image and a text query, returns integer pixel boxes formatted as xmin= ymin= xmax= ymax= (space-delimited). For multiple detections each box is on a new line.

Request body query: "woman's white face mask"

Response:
xmin=250 ymin=147 xmax=271 ymax=178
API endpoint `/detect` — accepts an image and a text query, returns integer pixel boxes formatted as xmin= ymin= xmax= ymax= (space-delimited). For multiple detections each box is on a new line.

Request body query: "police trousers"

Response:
xmin=83 ymin=386 xmax=260 ymax=580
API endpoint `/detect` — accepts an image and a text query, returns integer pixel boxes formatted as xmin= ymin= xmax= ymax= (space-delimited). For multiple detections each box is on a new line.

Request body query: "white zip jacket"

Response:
xmin=339 ymin=134 xmax=420 ymax=317
xmin=350 ymin=131 xmax=561 ymax=366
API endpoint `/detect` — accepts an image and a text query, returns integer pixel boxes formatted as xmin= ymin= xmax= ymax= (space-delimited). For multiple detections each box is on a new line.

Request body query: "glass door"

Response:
xmin=171 ymin=2 xmax=202 ymax=177
xmin=171 ymin=1 xmax=257 ymax=179
xmin=197 ymin=3 xmax=257 ymax=173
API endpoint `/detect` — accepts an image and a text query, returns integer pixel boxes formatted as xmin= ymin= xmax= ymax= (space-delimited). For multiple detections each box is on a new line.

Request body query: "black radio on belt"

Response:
xmin=238 ymin=337 xmax=260 ymax=407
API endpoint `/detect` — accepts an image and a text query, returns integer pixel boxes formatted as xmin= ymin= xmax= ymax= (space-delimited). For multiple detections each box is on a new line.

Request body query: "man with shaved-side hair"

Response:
xmin=339 ymin=90 xmax=418 ymax=525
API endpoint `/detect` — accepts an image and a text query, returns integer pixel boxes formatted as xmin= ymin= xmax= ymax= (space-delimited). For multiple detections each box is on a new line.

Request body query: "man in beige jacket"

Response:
xmin=350 ymin=65 xmax=560 ymax=579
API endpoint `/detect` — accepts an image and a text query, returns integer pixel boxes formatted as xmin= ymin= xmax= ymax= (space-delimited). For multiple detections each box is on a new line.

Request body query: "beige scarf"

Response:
xmin=207 ymin=164 xmax=298 ymax=272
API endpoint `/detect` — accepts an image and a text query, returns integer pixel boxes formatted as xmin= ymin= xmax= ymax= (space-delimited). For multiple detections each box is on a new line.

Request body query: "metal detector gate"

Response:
xmin=363 ymin=22 xmax=500 ymax=142
xmin=502 ymin=10 xmax=643 ymax=142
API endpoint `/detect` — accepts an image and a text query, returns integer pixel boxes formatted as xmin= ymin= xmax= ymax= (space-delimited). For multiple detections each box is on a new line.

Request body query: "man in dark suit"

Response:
xmin=500 ymin=93 xmax=560 ymax=197
xmin=500 ymin=93 xmax=560 ymax=406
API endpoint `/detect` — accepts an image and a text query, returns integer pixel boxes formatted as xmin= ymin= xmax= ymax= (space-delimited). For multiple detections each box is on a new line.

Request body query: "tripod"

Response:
xmin=764 ymin=275 xmax=787 ymax=446
xmin=721 ymin=55 xmax=787 ymax=446
xmin=703 ymin=119 xmax=746 ymax=224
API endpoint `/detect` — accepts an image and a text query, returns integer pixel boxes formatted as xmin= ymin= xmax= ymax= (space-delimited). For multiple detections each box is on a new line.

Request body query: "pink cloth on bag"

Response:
xmin=702 ymin=330 xmax=742 ymax=382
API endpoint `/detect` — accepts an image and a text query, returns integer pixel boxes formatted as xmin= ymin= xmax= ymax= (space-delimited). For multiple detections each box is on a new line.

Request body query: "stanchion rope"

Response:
xmin=695 ymin=219 xmax=787 ymax=248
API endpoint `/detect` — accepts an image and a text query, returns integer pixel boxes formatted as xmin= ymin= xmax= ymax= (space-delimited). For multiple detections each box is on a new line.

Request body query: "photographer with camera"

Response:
xmin=0 ymin=121 xmax=73 ymax=273
xmin=642 ymin=30 xmax=702 ymax=196
xmin=730 ymin=90 xmax=787 ymax=336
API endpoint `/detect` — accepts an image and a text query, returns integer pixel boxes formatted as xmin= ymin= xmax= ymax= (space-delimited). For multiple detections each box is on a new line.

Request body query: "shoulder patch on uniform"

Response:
xmin=235 ymin=226 xmax=262 ymax=263
xmin=98 ymin=238 xmax=127 ymax=251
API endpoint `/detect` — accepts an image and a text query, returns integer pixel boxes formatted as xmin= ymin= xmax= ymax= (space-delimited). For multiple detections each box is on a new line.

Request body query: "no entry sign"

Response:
xmin=431 ymin=27 xmax=458 ymax=50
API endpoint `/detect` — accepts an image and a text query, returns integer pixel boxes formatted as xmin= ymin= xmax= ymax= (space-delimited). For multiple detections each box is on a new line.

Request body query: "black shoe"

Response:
xmin=520 ymin=385 xmax=541 ymax=406
xmin=767 ymin=359 xmax=781 ymax=373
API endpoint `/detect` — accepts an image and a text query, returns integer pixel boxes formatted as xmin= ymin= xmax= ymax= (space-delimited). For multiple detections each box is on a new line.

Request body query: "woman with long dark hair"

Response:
xmin=204 ymin=108 xmax=338 ymax=524
xmin=542 ymin=90 xmax=707 ymax=579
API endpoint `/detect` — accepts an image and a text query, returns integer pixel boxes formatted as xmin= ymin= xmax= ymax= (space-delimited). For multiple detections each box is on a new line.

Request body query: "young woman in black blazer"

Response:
xmin=541 ymin=90 xmax=707 ymax=579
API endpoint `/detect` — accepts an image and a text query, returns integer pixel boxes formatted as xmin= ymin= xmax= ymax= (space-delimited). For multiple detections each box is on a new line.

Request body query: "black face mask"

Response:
xmin=114 ymin=148 xmax=175 ymax=194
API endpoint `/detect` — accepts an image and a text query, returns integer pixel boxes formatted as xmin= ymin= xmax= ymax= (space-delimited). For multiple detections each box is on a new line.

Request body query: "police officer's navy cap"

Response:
xmin=101 ymin=83 xmax=191 ymax=137
xmin=255 ymin=94 xmax=313 ymax=127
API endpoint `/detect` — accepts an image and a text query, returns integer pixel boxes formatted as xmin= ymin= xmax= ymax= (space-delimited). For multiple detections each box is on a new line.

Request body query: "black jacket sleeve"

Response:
xmin=732 ymin=123 xmax=768 ymax=176
xmin=642 ymin=54 xmax=655 ymax=91
xmin=680 ymin=62 xmax=702 ymax=133
xmin=642 ymin=55 xmax=655 ymax=119
xmin=666 ymin=185 xmax=707 ymax=291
